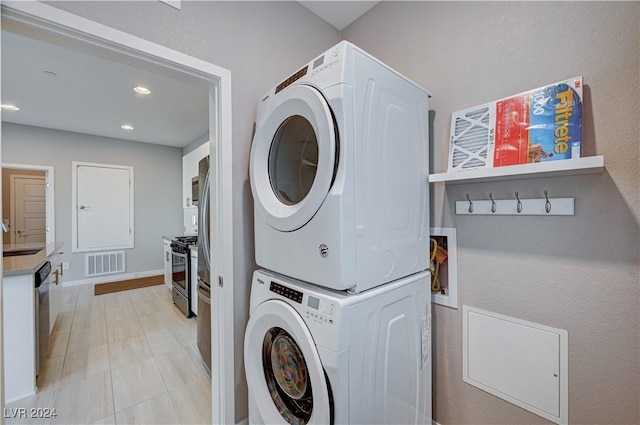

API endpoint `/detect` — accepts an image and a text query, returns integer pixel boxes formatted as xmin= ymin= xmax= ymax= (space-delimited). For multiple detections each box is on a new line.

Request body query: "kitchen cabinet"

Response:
xmin=184 ymin=207 xmax=198 ymax=235
xmin=3 ymin=273 xmax=36 ymax=402
xmin=182 ymin=141 xmax=209 ymax=208
xmin=2 ymin=242 xmax=63 ymax=403
xmin=190 ymin=247 xmax=198 ymax=316
xmin=163 ymin=238 xmax=172 ymax=289
xmin=49 ymin=250 xmax=64 ymax=333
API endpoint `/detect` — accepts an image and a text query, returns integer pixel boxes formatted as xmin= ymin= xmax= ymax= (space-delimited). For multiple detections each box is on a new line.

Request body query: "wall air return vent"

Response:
xmin=448 ymin=105 xmax=496 ymax=171
xmin=85 ymin=250 xmax=125 ymax=277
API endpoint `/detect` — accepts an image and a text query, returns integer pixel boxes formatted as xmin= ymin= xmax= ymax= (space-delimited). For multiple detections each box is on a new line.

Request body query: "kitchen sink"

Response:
xmin=3 ymin=248 xmax=43 ymax=257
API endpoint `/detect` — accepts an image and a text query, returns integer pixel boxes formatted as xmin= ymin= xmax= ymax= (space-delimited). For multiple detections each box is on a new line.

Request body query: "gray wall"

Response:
xmin=344 ymin=2 xmax=639 ymax=424
xmin=2 ymin=123 xmax=184 ymax=283
xmin=47 ymin=1 xmax=341 ymax=421
xmin=36 ymin=2 xmax=638 ymax=424
xmin=183 ymin=131 xmax=208 ymax=156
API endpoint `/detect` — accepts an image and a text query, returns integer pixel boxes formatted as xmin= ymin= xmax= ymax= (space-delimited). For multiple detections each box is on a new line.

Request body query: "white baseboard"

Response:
xmin=433 ymin=421 xmax=442 ymax=425
xmin=5 ymin=390 xmax=36 ymax=405
xmin=62 ymin=269 xmax=164 ymax=287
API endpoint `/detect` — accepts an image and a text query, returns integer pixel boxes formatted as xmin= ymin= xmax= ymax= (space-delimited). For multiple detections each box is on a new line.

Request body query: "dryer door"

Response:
xmin=244 ymin=299 xmax=333 ymax=425
xmin=250 ymin=84 xmax=337 ymax=232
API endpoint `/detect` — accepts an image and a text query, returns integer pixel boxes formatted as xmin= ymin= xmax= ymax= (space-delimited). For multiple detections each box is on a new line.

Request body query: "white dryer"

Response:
xmin=244 ymin=269 xmax=432 ymax=425
xmin=249 ymin=41 xmax=430 ymax=293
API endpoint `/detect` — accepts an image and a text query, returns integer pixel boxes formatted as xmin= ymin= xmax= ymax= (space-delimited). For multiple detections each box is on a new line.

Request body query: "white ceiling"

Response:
xmin=0 ymin=2 xmax=378 ymax=148
xmin=298 ymin=1 xmax=379 ymax=30
xmin=1 ymin=30 xmax=210 ymax=148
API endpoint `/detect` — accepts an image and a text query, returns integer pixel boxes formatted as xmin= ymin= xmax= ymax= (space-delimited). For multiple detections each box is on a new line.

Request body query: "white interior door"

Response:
xmin=74 ymin=162 xmax=133 ymax=251
xmin=11 ymin=175 xmax=46 ymax=244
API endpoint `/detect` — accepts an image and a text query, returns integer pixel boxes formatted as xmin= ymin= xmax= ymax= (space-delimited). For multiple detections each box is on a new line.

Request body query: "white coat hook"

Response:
xmin=456 ymin=193 xmax=574 ymax=216
xmin=544 ymin=190 xmax=551 ymax=213
xmin=515 ymin=191 xmax=522 ymax=213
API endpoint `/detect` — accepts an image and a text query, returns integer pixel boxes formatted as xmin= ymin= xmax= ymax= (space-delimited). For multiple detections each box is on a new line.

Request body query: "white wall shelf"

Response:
xmin=429 ymin=156 xmax=604 ymax=185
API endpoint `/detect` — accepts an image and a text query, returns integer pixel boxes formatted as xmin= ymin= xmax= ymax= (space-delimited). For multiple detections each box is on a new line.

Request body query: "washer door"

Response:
xmin=250 ymin=84 xmax=337 ymax=232
xmin=244 ymin=299 xmax=333 ymax=425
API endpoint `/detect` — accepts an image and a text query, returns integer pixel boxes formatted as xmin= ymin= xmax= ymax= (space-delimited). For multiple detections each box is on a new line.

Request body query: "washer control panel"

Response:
xmin=305 ymin=296 xmax=335 ymax=325
xmin=268 ymin=280 xmax=336 ymax=325
xmin=269 ymin=281 xmax=303 ymax=304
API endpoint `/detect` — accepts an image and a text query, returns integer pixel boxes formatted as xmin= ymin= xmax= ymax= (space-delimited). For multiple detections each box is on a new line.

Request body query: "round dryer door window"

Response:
xmin=269 ymin=115 xmax=319 ymax=206
xmin=250 ymin=84 xmax=337 ymax=232
xmin=244 ymin=299 xmax=333 ymax=425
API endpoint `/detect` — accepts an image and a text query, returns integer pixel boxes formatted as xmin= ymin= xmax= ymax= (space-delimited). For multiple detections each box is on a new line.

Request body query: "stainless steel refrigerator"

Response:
xmin=196 ymin=155 xmax=211 ymax=373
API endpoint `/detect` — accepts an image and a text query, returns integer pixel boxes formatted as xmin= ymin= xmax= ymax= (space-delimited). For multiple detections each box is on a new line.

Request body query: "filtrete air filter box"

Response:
xmin=448 ymin=76 xmax=583 ymax=172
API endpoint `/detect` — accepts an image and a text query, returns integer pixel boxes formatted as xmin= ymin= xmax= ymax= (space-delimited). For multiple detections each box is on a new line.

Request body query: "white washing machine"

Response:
xmin=249 ymin=41 xmax=430 ymax=293
xmin=244 ymin=269 xmax=432 ymax=425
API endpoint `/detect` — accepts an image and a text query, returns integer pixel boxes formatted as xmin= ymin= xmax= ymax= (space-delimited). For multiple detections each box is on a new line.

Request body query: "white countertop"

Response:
xmin=3 ymin=242 xmax=64 ymax=277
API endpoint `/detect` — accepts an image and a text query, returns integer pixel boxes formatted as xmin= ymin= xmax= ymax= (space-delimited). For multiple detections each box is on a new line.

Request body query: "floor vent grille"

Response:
xmin=85 ymin=251 xmax=125 ymax=277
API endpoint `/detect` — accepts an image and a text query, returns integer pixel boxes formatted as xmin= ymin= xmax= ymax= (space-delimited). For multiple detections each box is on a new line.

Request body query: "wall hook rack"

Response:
xmin=455 ymin=190 xmax=574 ymax=216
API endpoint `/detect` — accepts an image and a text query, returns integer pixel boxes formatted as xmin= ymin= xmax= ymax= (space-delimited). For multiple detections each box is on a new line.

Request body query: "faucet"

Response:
xmin=2 ymin=219 xmax=10 ymax=233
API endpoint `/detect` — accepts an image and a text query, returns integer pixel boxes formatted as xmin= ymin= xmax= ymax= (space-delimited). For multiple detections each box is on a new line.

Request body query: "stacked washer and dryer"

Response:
xmin=245 ymin=41 xmax=432 ymax=425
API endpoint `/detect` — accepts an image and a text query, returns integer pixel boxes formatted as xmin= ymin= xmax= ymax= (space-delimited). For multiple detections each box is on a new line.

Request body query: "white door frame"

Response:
xmin=2 ymin=163 xmax=55 ymax=251
xmin=0 ymin=3 xmax=235 ymax=423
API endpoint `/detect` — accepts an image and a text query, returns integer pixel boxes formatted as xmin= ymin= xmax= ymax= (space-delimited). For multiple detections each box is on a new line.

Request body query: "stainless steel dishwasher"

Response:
xmin=34 ymin=261 xmax=51 ymax=376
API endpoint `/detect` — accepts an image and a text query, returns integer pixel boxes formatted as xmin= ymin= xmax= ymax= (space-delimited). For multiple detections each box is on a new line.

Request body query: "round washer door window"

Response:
xmin=244 ymin=299 xmax=332 ymax=425
xmin=263 ymin=327 xmax=312 ymax=424
xmin=250 ymin=84 xmax=337 ymax=232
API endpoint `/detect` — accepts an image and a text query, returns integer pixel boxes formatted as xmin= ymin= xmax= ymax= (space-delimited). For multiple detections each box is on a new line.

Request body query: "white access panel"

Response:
xmin=72 ymin=162 xmax=134 ymax=252
xmin=463 ymin=305 xmax=568 ymax=424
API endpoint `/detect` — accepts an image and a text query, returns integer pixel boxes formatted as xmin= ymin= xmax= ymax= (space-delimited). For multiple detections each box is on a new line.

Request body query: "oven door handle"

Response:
xmin=197 ymin=280 xmax=211 ymax=305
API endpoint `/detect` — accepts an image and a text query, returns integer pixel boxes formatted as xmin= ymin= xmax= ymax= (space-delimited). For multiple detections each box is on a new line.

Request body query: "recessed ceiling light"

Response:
xmin=134 ymin=86 xmax=151 ymax=95
xmin=1 ymin=104 xmax=20 ymax=111
xmin=121 ymin=124 xmax=134 ymax=130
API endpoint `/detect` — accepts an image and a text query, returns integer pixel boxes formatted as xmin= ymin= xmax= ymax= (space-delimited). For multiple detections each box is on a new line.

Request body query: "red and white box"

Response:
xmin=448 ymin=76 xmax=583 ymax=171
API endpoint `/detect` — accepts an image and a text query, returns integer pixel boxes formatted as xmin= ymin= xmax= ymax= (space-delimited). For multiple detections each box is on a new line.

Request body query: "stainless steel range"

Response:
xmin=171 ymin=235 xmax=197 ymax=317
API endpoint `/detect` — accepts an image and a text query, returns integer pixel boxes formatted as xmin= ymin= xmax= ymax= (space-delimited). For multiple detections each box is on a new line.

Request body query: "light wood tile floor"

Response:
xmin=6 ymin=284 xmax=212 ymax=425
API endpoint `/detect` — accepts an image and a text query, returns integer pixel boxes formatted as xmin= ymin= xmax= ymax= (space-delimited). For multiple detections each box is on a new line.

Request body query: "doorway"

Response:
xmin=2 ymin=164 xmax=55 ymax=272
xmin=8 ymin=172 xmax=45 ymax=244
xmin=0 ymin=3 xmax=235 ymax=423
xmin=2 ymin=164 xmax=55 ymax=249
